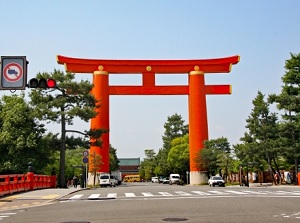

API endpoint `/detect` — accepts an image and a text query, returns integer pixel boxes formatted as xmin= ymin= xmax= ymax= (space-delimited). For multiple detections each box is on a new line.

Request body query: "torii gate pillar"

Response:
xmin=57 ymin=55 xmax=240 ymax=185
xmin=90 ymin=70 xmax=110 ymax=172
xmin=189 ymin=69 xmax=208 ymax=184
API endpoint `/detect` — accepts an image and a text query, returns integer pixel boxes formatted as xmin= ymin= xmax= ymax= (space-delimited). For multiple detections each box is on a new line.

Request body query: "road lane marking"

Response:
xmin=175 ymin=191 xmax=192 ymax=196
xmin=107 ymin=193 xmax=117 ymax=198
xmin=207 ymin=191 xmax=229 ymax=195
xmin=224 ymin=190 xmax=248 ymax=195
xmin=141 ymin=192 xmax=154 ymax=197
xmin=158 ymin=192 xmax=173 ymax=196
xmin=242 ymin=190 xmax=268 ymax=195
xmin=125 ymin=193 xmax=135 ymax=197
xmin=70 ymin=195 xmax=83 ymax=200
xmin=191 ymin=191 xmax=211 ymax=195
xmin=88 ymin=194 xmax=100 ymax=199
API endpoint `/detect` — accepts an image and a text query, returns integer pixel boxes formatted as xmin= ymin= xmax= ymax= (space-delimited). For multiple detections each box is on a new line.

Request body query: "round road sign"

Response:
xmin=3 ymin=63 xmax=23 ymax=82
xmin=83 ymin=157 xmax=88 ymax=163
xmin=82 ymin=150 xmax=89 ymax=157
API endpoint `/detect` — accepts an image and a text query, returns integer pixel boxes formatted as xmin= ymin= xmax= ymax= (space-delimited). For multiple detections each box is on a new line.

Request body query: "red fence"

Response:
xmin=0 ymin=172 xmax=56 ymax=197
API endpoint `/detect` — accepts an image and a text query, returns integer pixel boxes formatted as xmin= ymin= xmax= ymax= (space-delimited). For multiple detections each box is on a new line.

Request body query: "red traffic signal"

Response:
xmin=28 ymin=78 xmax=56 ymax=88
xmin=47 ymin=79 xmax=56 ymax=88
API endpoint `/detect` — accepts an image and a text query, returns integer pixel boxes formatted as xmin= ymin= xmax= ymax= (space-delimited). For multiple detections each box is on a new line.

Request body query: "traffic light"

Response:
xmin=28 ymin=78 xmax=56 ymax=88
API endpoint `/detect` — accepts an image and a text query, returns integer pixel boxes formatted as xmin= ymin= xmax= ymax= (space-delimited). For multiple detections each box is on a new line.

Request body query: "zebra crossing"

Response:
xmin=62 ymin=189 xmax=300 ymax=201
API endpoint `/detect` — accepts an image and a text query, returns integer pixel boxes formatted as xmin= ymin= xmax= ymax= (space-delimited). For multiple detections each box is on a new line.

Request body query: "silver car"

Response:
xmin=208 ymin=176 xmax=225 ymax=187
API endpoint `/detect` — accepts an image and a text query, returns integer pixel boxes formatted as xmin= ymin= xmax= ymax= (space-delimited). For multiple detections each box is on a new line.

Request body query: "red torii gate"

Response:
xmin=57 ymin=55 xmax=240 ymax=184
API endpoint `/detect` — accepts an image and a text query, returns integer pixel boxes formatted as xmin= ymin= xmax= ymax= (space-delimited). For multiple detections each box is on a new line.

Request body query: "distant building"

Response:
xmin=119 ymin=158 xmax=140 ymax=178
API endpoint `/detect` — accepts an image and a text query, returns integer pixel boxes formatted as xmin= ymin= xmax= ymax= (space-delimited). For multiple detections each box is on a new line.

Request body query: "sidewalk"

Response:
xmin=1 ymin=186 xmax=86 ymax=201
xmin=248 ymin=183 xmax=299 ymax=188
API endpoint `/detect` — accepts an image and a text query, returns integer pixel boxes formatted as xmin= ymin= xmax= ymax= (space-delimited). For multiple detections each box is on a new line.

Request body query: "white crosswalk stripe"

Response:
xmin=88 ymin=194 xmax=100 ymax=199
xmin=141 ymin=192 xmax=154 ymax=197
xmin=208 ymin=191 xmax=229 ymax=195
xmin=107 ymin=193 xmax=117 ymax=198
xmin=125 ymin=193 xmax=135 ymax=197
xmin=175 ymin=191 xmax=192 ymax=196
xmin=191 ymin=191 xmax=211 ymax=195
xmin=158 ymin=192 xmax=173 ymax=196
xmin=62 ymin=190 xmax=300 ymax=201
xmin=242 ymin=190 xmax=269 ymax=195
xmin=223 ymin=190 xmax=248 ymax=195
xmin=70 ymin=194 xmax=83 ymax=200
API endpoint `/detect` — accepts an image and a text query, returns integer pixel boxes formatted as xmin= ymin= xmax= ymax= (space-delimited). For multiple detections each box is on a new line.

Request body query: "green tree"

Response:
xmin=197 ymin=137 xmax=231 ymax=178
xmin=0 ymin=94 xmax=54 ymax=173
xmin=162 ymin=113 xmax=188 ymax=151
xmin=139 ymin=149 xmax=156 ymax=181
xmin=167 ymin=135 xmax=189 ymax=176
xmin=109 ymin=144 xmax=120 ymax=171
xmin=154 ymin=113 xmax=188 ymax=177
xmin=237 ymin=91 xmax=280 ymax=181
xmin=269 ymin=53 xmax=300 ymax=183
xmin=28 ymin=69 xmax=104 ymax=188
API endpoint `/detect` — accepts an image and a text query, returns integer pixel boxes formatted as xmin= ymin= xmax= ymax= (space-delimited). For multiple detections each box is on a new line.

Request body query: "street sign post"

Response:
xmin=82 ymin=150 xmax=89 ymax=188
xmin=0 ymin=56 xmax=28 ymax=90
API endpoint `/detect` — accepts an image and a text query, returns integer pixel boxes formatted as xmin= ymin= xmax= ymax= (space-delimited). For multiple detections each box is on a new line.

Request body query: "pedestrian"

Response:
xmin=73 ymin=174 xmax=78 ymax=188
xmin=242 ymin=175 xmax=246 ymax=186
xmin=286 ymin=172 xmax=291 ymax=185
xmin=274 ymin=172 xmax=279 ymax=185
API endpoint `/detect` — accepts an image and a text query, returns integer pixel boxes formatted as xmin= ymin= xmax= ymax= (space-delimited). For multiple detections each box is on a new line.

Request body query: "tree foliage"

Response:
xmin=28 ymin=69 xmax=104 ymax=187
xmin=0 ymin=94 xmax=55 ymax=173
xmin=197 ymin=137 xmax=232 ymax=178
xmin=109 ymin=144 xmax=120 ymax=171
xmin=167 ymin=135 xmax=189 ymax=176
xmin=162 ymin=113 xmax=188 ymax=151
xmin=269 ymin=53 xmax=300 ymax=181
xmin=235 ymin=91 xmax=280 ymax=179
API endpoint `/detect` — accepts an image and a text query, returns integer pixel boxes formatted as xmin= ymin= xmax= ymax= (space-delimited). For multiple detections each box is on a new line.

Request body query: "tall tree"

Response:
xmin=197 ymin=137 xmax=231 ymax=178
xmin=139 ymin=149 xmax=156 ymax=181
xmin=0 ymin=94 xmax=54 ymax=173
xmin=109 ymin=144 xmax=120 ymax=171
xmin=162 ymin=113 xmax=188 ymax=151
xmin=28 ymin=69 xmax=104 ymax=188
xmin=269 ymin=53 xmax=300 ymax=183
xmin=235 ymin=91 xmax=279 ymax=183
xmin=155 ymin=113 xmax=188 ymax=176
xmin=167 ymin=134 xmax=189 ymax=176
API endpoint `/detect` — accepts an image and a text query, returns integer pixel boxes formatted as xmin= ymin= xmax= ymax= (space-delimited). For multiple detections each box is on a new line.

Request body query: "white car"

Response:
xmin=169 ymin=174 xmax=180 ymax=185
xmin=99 ymin=174 xmax=116 ymax=187
xmin=208 ymin=176 xmax=225 ymax=187
xmin=151 ymin=177 xmax=158 ymax=183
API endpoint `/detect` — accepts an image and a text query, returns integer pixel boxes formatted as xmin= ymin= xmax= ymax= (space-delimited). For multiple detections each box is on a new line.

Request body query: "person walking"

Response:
xmin=286 ymin=172 xmax=291 ymax=185
xmin=73 ymin=174 xmax=79 ymax=188
xmin=274 ymin=171 xmax=279 ymax=185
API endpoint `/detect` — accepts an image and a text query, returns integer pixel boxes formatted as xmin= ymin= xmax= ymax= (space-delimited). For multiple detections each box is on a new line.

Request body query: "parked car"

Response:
xmin=99 ymin=174 xmax=116 ymax=187
xmin=208 ymin=176 xmax=225 ymax=187
xmin=169 ymin=174 xmax=180 ymax=185
xmin=151 ymin=177 xmax=158 ymax=183
xmin=114 ymin=176 xmax=122 ymax=185
xmin=162 ymin=177 xmax=170 ymax=184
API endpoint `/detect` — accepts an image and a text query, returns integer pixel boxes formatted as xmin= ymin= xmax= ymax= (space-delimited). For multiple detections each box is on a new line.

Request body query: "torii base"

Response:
xmin=189 ymin=171 xmax=208 ymax=185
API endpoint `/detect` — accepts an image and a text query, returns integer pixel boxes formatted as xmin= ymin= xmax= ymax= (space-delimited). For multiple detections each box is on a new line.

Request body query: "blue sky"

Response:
xmin=1 ymin=1 xmax=299 ymax=160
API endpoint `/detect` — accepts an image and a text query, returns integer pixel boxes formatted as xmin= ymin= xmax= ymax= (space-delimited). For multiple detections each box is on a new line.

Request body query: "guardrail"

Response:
xmin=0 ymin=172 xmax=56 ymax=196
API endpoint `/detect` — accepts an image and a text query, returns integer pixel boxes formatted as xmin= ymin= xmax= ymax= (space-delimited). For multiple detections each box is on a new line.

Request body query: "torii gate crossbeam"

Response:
xmin=57 ymin=55 xmax=240 ymax=185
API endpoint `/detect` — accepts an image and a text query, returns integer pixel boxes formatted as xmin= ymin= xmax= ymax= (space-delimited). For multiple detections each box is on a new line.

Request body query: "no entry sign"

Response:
xmin=3 ymin=63 xmax=23 ymax=82
xmin=0 ymin=56 xmax=27 ymax=90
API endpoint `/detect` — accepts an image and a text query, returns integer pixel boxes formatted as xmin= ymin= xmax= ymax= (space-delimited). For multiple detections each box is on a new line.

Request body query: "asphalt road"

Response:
xmin=1 ymin=183 xmax=300 ymax=222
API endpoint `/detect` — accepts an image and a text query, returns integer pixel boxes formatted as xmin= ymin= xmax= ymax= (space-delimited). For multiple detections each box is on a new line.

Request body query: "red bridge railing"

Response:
xmin=0 ymin=172 xmax=56 ymax=197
